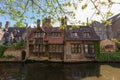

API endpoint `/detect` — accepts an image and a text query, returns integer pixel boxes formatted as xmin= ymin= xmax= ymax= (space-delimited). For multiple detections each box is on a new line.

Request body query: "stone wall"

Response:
xmin=64 ymin=41 xmax=85 ymax=62
xmin=64 ymin=41 xmax=96 ymax=62
xmin=4 ymin=47 xmax=28 ymax=61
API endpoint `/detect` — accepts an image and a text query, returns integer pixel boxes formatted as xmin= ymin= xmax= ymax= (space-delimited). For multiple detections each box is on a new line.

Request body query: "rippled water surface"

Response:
xmin=0 ymin=62 xmax=120 ymax=80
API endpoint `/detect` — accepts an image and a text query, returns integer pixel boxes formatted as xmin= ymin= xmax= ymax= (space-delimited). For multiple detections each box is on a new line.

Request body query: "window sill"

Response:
xmin=85 ymin=54 xmax=96 ymax=58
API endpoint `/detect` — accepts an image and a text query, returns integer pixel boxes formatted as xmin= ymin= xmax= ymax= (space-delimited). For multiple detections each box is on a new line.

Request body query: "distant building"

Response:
xmin=108 ymin=13 xmax=120 ymax=40
xmin=2 ymin=27 xmax=26 ymax=45
xmin=5 ymin=21 xmax=10 ymax=29
xmin=91 ymin=21 xmax=113 ymax=40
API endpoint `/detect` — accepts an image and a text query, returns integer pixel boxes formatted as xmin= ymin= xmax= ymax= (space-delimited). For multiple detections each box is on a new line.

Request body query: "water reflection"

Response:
xmin=0 ymin=63 xmax=120 ymax=80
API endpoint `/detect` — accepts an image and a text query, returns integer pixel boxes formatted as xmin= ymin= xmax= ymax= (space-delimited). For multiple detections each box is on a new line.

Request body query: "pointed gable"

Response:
xmin=45 ymin=27 xmax=64 ymax=44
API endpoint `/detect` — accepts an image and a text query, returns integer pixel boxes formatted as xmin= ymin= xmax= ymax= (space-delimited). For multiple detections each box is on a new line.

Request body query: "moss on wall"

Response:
xmin=0 ymin=45 xmax=8 ymax=57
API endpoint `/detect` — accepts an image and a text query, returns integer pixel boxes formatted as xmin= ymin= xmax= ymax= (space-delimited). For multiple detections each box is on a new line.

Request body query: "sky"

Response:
xmin=0 ymin=0 xmax=120 ymax=27
xmin=71 ymin=0 xmax=120 ymax=23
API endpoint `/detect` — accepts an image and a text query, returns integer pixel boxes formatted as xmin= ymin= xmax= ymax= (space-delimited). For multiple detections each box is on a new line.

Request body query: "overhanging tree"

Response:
xmin=0 ymin=0 xmax=120 ymax=27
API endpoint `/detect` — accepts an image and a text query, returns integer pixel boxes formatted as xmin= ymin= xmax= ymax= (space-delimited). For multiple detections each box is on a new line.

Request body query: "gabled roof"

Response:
xmin=3 ymin=27 xmax=26 ymax=38
xmin=29 ymin=27 xmax=64 ymax=44
xmin=34 ymin=27 xmax=45 ymax=33
xmin=91 ymin=21 xmax=105 ymax=27
xmin=65 ymin=26 xmax=100 ymax=41
xmin=107 ymin=13 xmax=120 ymax=23
xmin=45 ymin=27 xmax=64 ymax=44
xmin=44 ymin=27 xmax=52 ymax=33
xmin=51 ymin=27 xmax=62 ymax=32
xmin=28 ymin=26 xmax=100 ymax=44
xmin=7 ymin=27 xmax=26 ymax=36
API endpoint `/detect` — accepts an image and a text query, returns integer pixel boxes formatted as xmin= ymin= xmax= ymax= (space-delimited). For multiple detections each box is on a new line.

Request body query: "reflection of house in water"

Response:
xmin=63 ymin=63 xmax=100 ymax=80
xmin=0 ymin=63 xmax=26 ymax=80
xmin=24 ymin=63 xmax=100 ymax=80
xmin=27 ymin=18 xmax=100 ymax=62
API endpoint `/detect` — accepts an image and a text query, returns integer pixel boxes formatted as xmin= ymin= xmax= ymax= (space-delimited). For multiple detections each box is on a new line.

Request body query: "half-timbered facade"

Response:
xmin=27 ymin=19 xmax=100 ymax=62
xmin=28 ymin=27 xmax=64 ymax=61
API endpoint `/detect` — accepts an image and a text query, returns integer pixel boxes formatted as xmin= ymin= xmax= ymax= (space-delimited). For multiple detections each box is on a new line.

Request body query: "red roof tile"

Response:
xmin=47 ymin=37 xmax=64 ymax=44
xmin=44 ymin=27 xmax=64 ymax=44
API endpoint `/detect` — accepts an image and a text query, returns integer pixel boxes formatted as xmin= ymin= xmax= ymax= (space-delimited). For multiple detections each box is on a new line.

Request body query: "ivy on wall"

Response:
xmin=0 ymin=45 xmax=8 ymax=57
xmin=94 ymin=41 xmax=100 ymax=58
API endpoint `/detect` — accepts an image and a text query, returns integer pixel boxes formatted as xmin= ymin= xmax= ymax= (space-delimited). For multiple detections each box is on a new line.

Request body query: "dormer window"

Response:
xmin=51 ymin=32 xmax=61 ymax=37
xmin=35 ymin=32 xmax=45 ymax=38
xmin=84 ymin=32 xmax=91 ymax=38
xmin=72 ymin=32 xmax=78 ymax=37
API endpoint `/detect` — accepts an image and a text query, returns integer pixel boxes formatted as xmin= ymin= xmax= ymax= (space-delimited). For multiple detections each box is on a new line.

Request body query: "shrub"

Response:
xmin=12 ymin=42 xmax=23 ymax=50
xmin=94 ymin=42 xmax=100 ymax=58
xmin=97 ymin=52 xmax=120 ymax=62
xmin=0 ymin=45 xmax=8 ymax=57
xmin=5 ymin=55 xmax=14 ymax=59
xmin=116 ymin=43 xmax=120 ymax=52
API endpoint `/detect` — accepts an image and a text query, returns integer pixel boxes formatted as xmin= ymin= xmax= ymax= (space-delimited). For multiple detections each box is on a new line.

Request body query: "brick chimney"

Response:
xmin=61 ymin=16 xmax=67 ymax=26
xmin=0 ymin=22 xmax=2 ymax=29
xmin=37 ymin=19 xmax=40 ymax=28
xmin=5 ymin=21 xmax=10 ymax=28
xmin=42 ymin=18 xmax=51 ymax=28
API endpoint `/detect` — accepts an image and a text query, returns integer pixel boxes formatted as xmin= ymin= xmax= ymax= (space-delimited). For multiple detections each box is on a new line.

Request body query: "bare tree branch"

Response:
xmin=90 ymin=0 xmax=105 ymax=20
xmin=31 ymin=0 xmax=50 ymax=14
xmin=56 ymin=0 xmax=66 ymax=16
xmin=21 ymin=0 xmax=30 ymax=17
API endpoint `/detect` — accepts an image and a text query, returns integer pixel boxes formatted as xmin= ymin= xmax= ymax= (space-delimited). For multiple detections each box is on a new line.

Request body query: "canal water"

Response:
xmin=0 ymin=62 xmax=120 ymax=80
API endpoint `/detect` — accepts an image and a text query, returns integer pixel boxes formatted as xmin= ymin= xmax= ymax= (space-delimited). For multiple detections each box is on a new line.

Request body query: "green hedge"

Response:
xmin=12 ymin=42 xmax=23 ymax=50
xmin=97 ymin=52 xmax=120 ymax=62
xmin=0 ymin=45 xmax=8 ymax=57
xmin=116 ymin=43 xmax=120 ymax=52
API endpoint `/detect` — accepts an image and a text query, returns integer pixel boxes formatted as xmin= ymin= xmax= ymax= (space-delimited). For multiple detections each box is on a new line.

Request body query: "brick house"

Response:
xmin=28 ymin=26 xmax=64 ymax=61
xmin=45 ymin=27 xmax=64 ymax=61
xmin=27 ymin=18 xmax=100 ymax=62
xmin=64 ymin=26 xmax=100 ymax=62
